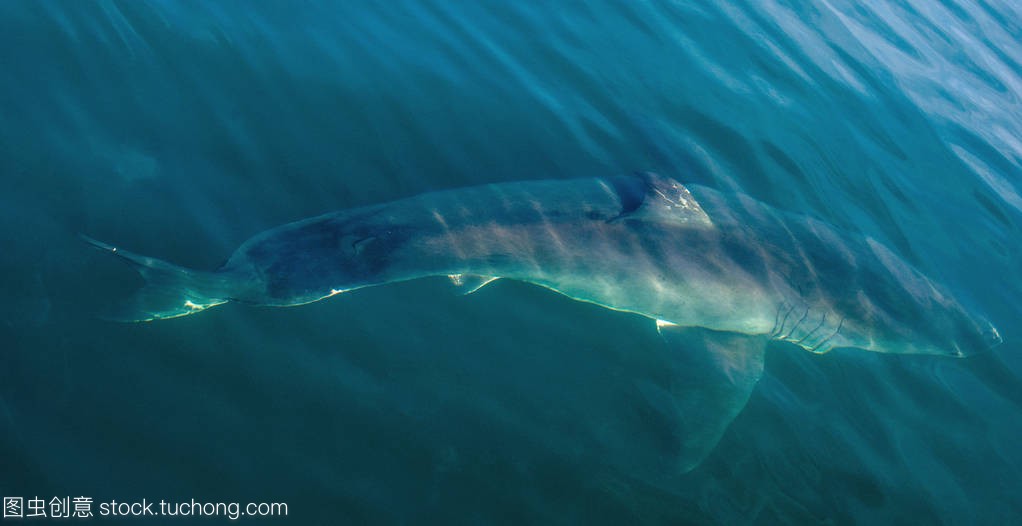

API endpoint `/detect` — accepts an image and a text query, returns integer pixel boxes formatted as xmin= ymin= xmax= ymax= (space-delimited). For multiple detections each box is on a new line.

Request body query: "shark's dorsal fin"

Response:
xmin=448 ymin=274 xmax=500 ymax=295
xmin=611 ymin=172 xmax=713 ymax=227
xmin=638 ymin=322 xmax=766 ymax=472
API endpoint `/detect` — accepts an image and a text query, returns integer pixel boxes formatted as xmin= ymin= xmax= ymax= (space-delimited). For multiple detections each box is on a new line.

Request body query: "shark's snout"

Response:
xmin=983 ymin=322 xmax=1003 ymax=349
xmin=944 ymin=315 xmax=1002 ymax=357
xmin=959 ymin=318 xmax=1003 ymax=356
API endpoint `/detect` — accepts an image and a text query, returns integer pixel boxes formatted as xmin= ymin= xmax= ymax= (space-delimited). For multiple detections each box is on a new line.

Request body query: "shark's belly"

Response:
xmin=529 ymin=256 xmax=783 ymax=335
xmin=459 ymin=222 xmax=788 ymax=336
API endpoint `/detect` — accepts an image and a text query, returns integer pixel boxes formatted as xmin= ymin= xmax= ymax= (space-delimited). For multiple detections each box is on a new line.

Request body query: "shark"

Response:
xmin=85 ymin=172 xmax=1001 ymax=472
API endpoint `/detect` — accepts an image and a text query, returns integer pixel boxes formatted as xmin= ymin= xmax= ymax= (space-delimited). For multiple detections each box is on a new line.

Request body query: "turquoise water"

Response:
xmin=2 ymin=1 xmax=1021 ymax=523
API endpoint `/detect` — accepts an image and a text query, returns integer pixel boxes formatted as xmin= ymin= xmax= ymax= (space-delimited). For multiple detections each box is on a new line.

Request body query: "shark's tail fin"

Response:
xmin=81 ymin=235 xmax=234 ymax=322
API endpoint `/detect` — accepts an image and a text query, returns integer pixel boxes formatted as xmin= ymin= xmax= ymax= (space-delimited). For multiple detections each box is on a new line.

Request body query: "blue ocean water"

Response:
xmin=1 ymin=0 xmax=1021 ymax=523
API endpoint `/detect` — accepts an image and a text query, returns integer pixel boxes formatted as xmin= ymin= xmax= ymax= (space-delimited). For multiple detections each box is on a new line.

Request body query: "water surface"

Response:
xmin=1 ymin=1 xmax=1021 ymax=523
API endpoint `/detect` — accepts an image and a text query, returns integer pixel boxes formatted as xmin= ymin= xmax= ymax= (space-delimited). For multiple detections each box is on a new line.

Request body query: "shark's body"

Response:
xmin=87 ymin=173 xmax=1000 ymax=471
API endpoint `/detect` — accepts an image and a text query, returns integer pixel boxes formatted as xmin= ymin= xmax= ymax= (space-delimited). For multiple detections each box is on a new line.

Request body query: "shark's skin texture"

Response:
xmin=87 ymin=173 xmax=1000 ymax=472
xmin=174 ymin=173 xmax=992 ymax=357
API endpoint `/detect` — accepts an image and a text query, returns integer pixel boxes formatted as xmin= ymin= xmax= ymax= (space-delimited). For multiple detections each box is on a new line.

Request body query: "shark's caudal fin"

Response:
xmin=81 ymin=236 xmax=234 ymax=322
xmin=637 ymin=322 xmax=767 ymax=473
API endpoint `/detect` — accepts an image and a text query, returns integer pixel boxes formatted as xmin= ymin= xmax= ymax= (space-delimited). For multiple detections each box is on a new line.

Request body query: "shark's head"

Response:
xmin=835 ymin=293 xmax=1001 ymax=358
xmin=897 ymin=305 xmax=1001 ymax=357
xmin=849 ymin=239 xmax=1003 ymax=357
xmin=952 ymin=314 xmax=1001 ymax=355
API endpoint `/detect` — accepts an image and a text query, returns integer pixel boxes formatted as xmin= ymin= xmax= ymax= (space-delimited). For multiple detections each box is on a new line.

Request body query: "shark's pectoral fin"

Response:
xmin=639 ymin=322 xmax=766 ymax=473
xmin=447 ymin=274 xmax=500 ymax=295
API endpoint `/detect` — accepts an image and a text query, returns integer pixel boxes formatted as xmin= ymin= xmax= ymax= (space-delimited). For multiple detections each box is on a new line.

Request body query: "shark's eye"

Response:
xmin=338 ymin=233 xmax=377 ymax=256
xmin=351 ymin=236 xmax=377 ymax=255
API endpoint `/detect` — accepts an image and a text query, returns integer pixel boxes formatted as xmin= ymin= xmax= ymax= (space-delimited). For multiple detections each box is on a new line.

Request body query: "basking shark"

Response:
xmin=86 ymin=172 xmax=1001 ymax=471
